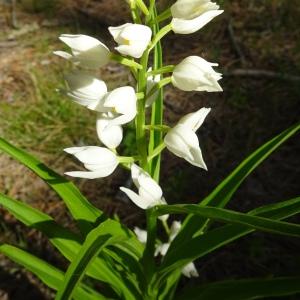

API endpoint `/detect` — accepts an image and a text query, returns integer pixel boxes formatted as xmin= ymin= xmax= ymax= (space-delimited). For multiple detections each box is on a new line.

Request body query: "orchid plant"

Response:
xmin=0 ymin=1 xmax=300 ymax=299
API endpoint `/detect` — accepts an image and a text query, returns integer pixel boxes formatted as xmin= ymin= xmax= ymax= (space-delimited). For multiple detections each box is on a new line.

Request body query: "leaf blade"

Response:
xmin=160 ymin=197 xmax=300 ymax=276
xmin=0 ymin=244 xmax=107 ymax=300
xmin=0 ymin=137 xmax=102 ymax=234
xmin=55 ymin=219 xmax=137 ymax=300
xmin=176 ymin=277 xmax=300 ymax=300
xmin=170 ymin=123 xmax=300 ymax=255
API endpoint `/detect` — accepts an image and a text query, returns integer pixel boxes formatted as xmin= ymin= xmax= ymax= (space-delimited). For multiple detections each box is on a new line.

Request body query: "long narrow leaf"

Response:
xmin=170 ymin=122 xmax=300 ymax=254
xmin=0 ymin=244 xmax=107 ymax=300
xmin=56 ymin=219 xmax=136 ymax=300
xmin=160 ymin=197 xmax=300 ymax=277
xmin=154 ymin=204 xmax=300 ymax=237
xmin=0 ymin=193 xmax=141 ymax=299
xmin=0 ymin=137 xmax=102 ymax=234
xmin=176 ymin=277 xmax=300 ymax=300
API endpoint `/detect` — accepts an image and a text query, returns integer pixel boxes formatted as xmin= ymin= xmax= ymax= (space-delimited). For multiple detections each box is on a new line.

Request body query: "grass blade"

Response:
xmin=0 ymin=244 xmax=107 ymax=300
xmin=176 ymin=277 xmax=300 ymax=300
xmin=170 ymin=123 xmax=300 ymax=253
xmin=56 ymin=219 xmax=136 ymax=300
xmin=0 ymin=137 xmax=102 ymax=234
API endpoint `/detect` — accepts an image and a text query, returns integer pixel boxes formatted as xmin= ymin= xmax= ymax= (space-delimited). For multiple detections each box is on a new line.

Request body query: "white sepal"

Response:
xmin=96 ymin=113 xmax=123 ymax=149
xmin=64 ymin=146 xmax=118 ymax=179
xmin=164 ymin=107 xmax=211 ymax=169
xmin=65 ymin=73 xmax=107 ymax=107
xmin=171 ymin=0 xmax=223 ymax=34
xmin=54 ymin=34 xmax=110 ymax=68
xmin=91 ymin=86 xmax=137 ymax=126
xmin=120 ymin=164 xmax=167 ymax=210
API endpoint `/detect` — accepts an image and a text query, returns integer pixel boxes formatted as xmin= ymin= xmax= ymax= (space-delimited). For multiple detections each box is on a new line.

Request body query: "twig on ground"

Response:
xmin=224 ymin=69 xmax=300 ymax=82
xmin=227 ymin=20 xmax=246 ymax=66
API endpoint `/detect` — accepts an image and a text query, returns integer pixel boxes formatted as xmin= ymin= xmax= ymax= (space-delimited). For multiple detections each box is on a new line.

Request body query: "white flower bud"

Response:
xmin=109 ymin=23 xmax=152 ymax=58
xmin=64 ymin=146 xmax=118 ymax=179
xmin=172 ymin=56 xmax=222 ymax=92
xmin=164 ymin=108 xmax=211 ymax=169
xmin=96 ymin=113 xmax=123 ymax=149
xmin=54 ymin=34 xmax=110 ymax=69
xmin=171 ymin=0 xmax=223 ymax=34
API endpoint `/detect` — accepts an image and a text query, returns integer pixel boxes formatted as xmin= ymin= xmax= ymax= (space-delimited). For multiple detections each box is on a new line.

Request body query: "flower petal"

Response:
xmin=134 ymin=227 xmax=147 ymax=244
xmin=96 ymin=114 xmax=123 ymax=149
xmin=120 ymin=187 xmax=154 ymax=209
xmin=181 ymin=262 xmax=199 ymax=278
xmin=172 ymin=9 xmax=223 ymax=34
xmin=65 ymin=169 xmax=115 ymax=179
xmin=65 ymin=73 xmax=107 ymax=106
xmin=178 ymin=107 xmax=211 ymax=131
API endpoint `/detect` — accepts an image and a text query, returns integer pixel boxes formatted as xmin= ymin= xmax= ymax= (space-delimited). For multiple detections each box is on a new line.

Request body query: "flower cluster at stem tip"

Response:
xmin=55 ymin=0 xmax=223 ymax=278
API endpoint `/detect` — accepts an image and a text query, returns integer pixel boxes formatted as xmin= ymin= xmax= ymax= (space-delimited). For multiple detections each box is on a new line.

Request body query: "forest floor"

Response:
xmin=0 ymin=1 xmax=300 ymax=299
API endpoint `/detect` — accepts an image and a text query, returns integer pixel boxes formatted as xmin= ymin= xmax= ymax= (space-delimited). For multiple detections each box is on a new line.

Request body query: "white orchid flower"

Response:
xmin=64 ymin=146 xmax=118 ymax=179
xmin=96 ymin=113 xmax=123 ymax=149
xmin=54 ymin=34 xmax=110 ymax=69
xmin=91 ymin=86 xmax=137 ymax=126
xmin=109 ymin=23 xmax=152 ymax=58
xmin=171 ymin=0 xmax=223 ymax=34
xmin=65 ymin=72 xmax=107 ymax=107
xmin=136 ymin=221 xmax=199 ymax=278
xmin=172 ymin=56 xmax=222 ymax=92
xmin=120 ymin=164 xmax=167 ymax=211
xmin=164 ymin=108 xmax=211 ymax=169
xmin=146 ymin=68 xmax=161 ymax=107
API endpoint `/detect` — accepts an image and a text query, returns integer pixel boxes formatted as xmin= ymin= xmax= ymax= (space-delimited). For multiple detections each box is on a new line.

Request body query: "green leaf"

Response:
xmin=170 ymin=122 xmax=300 ymax=254
xmin=0 ymin=244 xmax=107 ymax=300
xmin=0 ymin=137 xmax=102 ymax=234
xmin=153 ymin=204 xmax=300 ymax=237
xmin=56 ymin=219 xmax=135 ymax=300
xmin=0 ymin=192 xmax=141 ymax=299
xmin=160 ymin=197 xmax=300 ymax=276
xmin=176 ymin=277 xmax=300 ymax=300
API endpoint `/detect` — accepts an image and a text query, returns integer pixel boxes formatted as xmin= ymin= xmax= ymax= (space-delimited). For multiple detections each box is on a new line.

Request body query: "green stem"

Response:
xmin=136 ymin=0 xmax=150 ymax=16
xmin=117 ymin=156 xmax=136 ymax=164
xmin=144 ymin=125 xmax=170 ymax=132
xmin=147 ymin=65 xmax=175 ymax=76
xmin=136 ymin=92 xmax=144 ymax=100
xmin=147 ymin=142 xmax=166 ymax=162
xmin=161 ymin=219 xmax=170 ymax=235
xmin=128 ymin=0 xmax=142 ymax=23
xmin=136 ymin=50 xmax=150 ymax=169
xmin=156 ymin=8 xmax=172 ymax=23
xmin=148 ymin=4 xmax=165 ymax=182
xmin=146 ymin=77 xmax=172 ymax=100
xmin=149 ymin=24 xmax=172 ymax=51
xmin=110 ymin=53 xmax=142 ymax=69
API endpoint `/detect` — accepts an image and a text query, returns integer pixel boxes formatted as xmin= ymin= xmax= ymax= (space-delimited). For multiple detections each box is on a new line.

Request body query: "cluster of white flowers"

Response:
xmin=135 ymin=221 xmax=199 ymax=278
xmin=55 ymin=0 xmax=223 ymax=279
